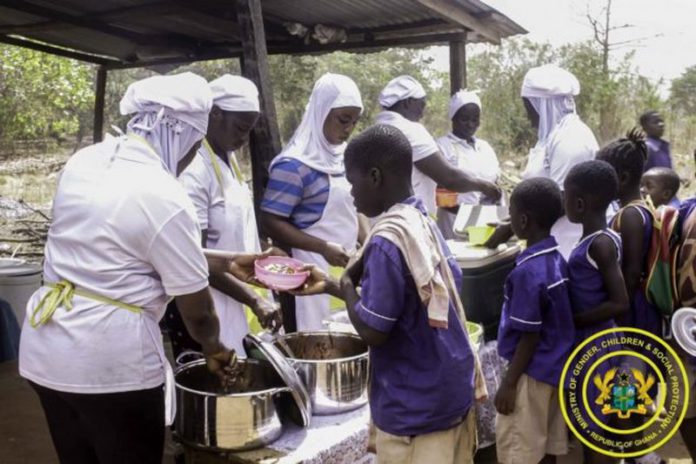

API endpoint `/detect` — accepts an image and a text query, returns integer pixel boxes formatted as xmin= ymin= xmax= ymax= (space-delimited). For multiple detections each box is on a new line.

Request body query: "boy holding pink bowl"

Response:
xmin=295 ymin=124 xmax=485 ymax=464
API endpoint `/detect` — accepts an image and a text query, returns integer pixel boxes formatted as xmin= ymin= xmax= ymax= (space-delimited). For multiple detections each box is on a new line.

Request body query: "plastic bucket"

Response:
xmin=0 ymin=266 xmax=42 ymax=326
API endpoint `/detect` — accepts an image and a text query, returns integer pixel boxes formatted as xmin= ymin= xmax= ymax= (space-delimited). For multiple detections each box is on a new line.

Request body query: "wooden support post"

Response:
xmin=93 ymin=66 xmax=107 ymax=143
xmin=236 ymin=0 xmax=281 ymax=215
xmin=449 ymin=33 xmax=467 ymax=95
xmin=236 ymin=0 xmax=295 ymax=331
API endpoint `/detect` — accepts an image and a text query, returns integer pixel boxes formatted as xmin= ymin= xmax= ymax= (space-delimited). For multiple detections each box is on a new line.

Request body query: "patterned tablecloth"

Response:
xmin=475 ymin=341 xmax=506 ymax=449
xmin=184 ymin=406 xmax=371 ymax=464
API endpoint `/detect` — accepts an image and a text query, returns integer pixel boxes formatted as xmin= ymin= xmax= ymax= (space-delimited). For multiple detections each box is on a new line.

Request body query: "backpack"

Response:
xmin=614 ymin=199 xmax=681 ymax=316
xmin=676 ymin=198 xmax=696 ymax=307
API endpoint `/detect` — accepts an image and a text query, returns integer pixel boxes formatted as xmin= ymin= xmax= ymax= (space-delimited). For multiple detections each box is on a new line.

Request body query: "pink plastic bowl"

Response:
xmin=254 ymin=256 xmax=310 ymax=291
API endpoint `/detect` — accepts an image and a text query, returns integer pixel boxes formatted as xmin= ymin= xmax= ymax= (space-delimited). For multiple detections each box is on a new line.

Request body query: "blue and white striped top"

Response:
xmin=261 ymin=158 xmax=331 ymax=229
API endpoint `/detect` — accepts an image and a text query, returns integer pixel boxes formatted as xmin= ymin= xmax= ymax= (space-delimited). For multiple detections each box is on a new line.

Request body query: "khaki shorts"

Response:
xmin=496 ymin=374 xmax=568 ymax=464
xmin=375 ymin=409 xmax=476 ymax=464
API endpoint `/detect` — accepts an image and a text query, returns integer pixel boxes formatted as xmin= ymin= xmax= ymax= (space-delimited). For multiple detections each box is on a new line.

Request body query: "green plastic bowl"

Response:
xmin=466 ymin=226 xmax=495 ymax=246
xmin=466 ymin=322 xmax=483 ymax=345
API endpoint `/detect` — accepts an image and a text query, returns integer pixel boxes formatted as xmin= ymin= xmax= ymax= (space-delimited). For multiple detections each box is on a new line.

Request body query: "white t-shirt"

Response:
xmin=522 ymin=113 xmax=599 ymax=259
xmin=436 ymin=133 xmax=500 ymax=205
xmin=19 ymin=134 xmax=209 ymax=394
xmin=179 ymin=149 xmax=224 ymax=246
xmin=375 ymin=111 xmax=440 ymax=213
xmin=523 ymin=113 xmax=598 ymax=189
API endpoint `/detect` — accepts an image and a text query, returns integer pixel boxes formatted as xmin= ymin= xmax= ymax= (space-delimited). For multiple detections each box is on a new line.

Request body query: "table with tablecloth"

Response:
xmin=182 ymin=405 xmax=373 ymax=464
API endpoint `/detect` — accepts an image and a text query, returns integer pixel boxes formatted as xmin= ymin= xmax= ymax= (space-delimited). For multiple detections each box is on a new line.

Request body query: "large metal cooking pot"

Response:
xmin=274 ymin=331 xmax=369 ymax=415
xmin=174 ymin=357 xmax=289 ymax=451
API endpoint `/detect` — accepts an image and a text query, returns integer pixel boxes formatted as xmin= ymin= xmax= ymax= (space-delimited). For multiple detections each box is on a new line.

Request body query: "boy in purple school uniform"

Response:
xmin=299 ymin=124 xmax=482 ymax=464
xmin=495 ymin=177 xmax=575 ymax=464
xmin=640 ymin=111 xmax=672 ymax=171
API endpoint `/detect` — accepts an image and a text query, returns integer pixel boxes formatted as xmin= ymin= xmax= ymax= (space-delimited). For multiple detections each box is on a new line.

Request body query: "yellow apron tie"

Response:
xmin=30 ymin=280 xmax=142 ymax=328
xmin=204 ymin=138 xmax=245 ymax=187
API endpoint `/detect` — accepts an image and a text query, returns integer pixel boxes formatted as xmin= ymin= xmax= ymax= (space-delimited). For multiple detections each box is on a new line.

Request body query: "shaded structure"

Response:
xmin=0 ymin=0 xmax=525 ymax=207
xmin=0 ymin=0 xmax=525 ymax=333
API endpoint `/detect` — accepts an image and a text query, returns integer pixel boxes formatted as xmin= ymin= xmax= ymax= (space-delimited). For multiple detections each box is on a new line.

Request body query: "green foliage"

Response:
xmin=0 ymin=38 xmax=677 ymax=162
xmin=670 ymin=65 xmax=696 ymax=116
xmin=0 ymin=45 xmax=93 ymax=141
xmin=466 ymin=37 xmax=665 ymax=165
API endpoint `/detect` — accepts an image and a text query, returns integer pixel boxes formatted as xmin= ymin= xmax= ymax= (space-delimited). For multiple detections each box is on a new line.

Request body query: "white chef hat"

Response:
xmin=378 ymin=75 xmax=426 ymax=108
xmin=209 ymin=74 xmax=260 ymax=113
xmin=119 ymin=72 xmax=212 ymax=134
xmin=521 ymin=64 xmax=580 ymax=98
xmin=448 ymin=89 xmax=481 ymax=120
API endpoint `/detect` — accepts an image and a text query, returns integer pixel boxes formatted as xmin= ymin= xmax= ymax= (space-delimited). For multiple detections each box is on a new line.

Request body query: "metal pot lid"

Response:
xmin=243 ymin=333 xmax=312 ymax=427
xmin=672 ymin=308 xmax=696 ymax=357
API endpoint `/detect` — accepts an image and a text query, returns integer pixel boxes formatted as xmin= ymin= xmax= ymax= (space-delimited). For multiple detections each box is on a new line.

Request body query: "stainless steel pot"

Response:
xmin=274 ymin=331 xmax=369 ymax=415
xmin=174 ymin=357 xmax=289 ymax=451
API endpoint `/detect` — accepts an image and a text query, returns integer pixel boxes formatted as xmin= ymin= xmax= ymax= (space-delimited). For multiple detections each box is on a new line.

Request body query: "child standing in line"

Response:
xmin=598 ymin=134 xmax=670 ymax=464
xmin=565 ymin=160 xmax=629 ymax=464
xmin=495 ymin=177 xmax=575 ymax=464
xmin=298 ymin=124 xmax=485 ymax=464
xmin=597 ymin=132 xmax=662 ymax=337
xmin=641 ymin=167 xmax=681 ymax=209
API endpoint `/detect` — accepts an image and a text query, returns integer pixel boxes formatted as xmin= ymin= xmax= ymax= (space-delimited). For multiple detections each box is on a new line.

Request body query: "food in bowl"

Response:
xmin=255 ymin=256 xmax=309 ymax=290
xmin=264 ymin=263 xmax=296 ymax=275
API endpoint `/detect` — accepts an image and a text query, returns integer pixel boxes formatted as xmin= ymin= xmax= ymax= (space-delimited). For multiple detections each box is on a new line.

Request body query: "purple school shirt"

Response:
xmin=611 ymin=205 xmax=662 ymax=336
xmin=355 ymin=196 xmax=474 ymax=437
xmin=644 ymin=137 xmax=672 ymax=171
xmin=497 ymin=237 xmax=575 ymax=386
xmin=567 ymin=229 xmax=622 ymax=345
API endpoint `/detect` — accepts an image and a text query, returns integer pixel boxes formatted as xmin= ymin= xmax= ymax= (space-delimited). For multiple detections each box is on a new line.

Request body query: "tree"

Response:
xmin=670 ymin=66 xmax=696 ymax=117
xmin=0 ymin=45 xmax=93 ymax=143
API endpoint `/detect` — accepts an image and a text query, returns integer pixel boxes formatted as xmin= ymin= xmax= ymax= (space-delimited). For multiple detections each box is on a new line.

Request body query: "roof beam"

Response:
xmin=0 ymin=34 xmax=112 ymax=64
xmin=0 ymin=2 xmax=175 ymax=34
xmin=266 ymin=32 xmax=467 ymax=55
xmin=415 ymin=0 xmax=500 ymax=44
xmin=103 ymin=48 xmax=242 ymax=70
xmin=0 ymin=0 xmax=205 ymax=50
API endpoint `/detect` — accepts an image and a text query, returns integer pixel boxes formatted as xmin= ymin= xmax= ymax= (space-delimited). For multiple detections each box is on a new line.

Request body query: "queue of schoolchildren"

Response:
xmin=18 ymin=60 xmax=696 ymax=464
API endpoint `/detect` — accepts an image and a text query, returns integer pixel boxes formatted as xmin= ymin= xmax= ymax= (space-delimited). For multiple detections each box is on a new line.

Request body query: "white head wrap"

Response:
xmin=448 ymin=89 xmax=481 ymax=120
xmin=209 ymin=74 xmax=260 ymax=112
xmin=271 ymin=73 xmax=363 ymax=175
xmin=120 ymin=72 xmax=212 ymax=175
xmin=378 ymin=75 xmax=426 ymax=108
xmin=521 ymin=64 xmax=580 ymax=144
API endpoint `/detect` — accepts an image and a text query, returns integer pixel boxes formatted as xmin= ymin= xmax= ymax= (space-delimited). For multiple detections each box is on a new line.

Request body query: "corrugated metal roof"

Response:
xmin=0 ymin=0 xmax=526 ymax=66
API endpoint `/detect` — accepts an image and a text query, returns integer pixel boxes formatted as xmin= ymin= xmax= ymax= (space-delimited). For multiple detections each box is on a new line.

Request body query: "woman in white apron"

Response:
xmin=18 ymin=73 xmax=235 ymax=464
xmin=436 ymin=90 xmax=501 ymax=240
xmin=260 ymin=73 xmax=363 ymax=332
xmin=170 ymin=75 xmax=281 ymax=355
xmin=487 ymin=65 xmax=598 ymax=258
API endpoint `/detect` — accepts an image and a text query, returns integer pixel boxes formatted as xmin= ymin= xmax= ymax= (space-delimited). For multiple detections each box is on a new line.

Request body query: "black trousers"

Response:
xmin=30 ymin=381 xmax=164 ymax=464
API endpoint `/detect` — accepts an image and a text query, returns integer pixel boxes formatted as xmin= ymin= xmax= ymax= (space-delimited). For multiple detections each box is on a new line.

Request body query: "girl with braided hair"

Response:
xmin=597 ymin=130 xmax=670 ymax=464
xmin=597 ymin=129 xmax=661 ymax=336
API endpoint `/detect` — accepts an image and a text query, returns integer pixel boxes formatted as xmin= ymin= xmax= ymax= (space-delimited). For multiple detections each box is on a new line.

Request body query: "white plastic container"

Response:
xmin=0 ymin=259 xmax=42 ymax=326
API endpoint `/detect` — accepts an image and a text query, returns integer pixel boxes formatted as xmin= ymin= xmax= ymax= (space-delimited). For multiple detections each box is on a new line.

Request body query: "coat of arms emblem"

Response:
xmin=594 ymin=368 xmax=655 ymax=419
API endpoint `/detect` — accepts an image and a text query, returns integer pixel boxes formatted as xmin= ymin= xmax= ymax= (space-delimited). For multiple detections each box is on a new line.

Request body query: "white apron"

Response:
xmin=292 ymin=174 xmax=358 ymax=331
xmin=202 ymin=140 xmax=262 ymax=353
xmin=522 ymin=144 xmax=581 ymax=260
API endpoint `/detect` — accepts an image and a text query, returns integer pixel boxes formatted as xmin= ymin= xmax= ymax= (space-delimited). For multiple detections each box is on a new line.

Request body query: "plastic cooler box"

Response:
xmin=447 ymin=241 xmax=520 ymax=341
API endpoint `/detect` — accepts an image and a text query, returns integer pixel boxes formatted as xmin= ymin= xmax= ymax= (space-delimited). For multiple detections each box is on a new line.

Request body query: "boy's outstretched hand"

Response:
xmin=494 ymin=382 xmax=517 ymax=415
xmin=290 ymin=265 xmax=336 ymax=297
